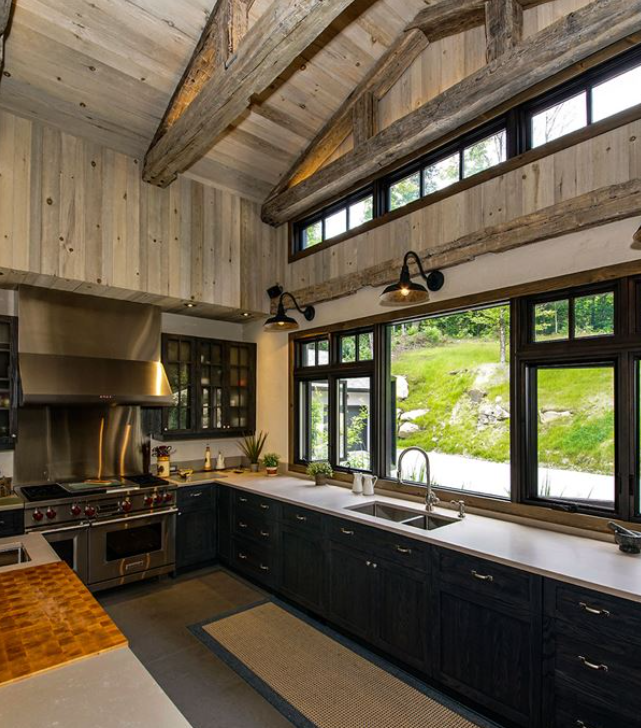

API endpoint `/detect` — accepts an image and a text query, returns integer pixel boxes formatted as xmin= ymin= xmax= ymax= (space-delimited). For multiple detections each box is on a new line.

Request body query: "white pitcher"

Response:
xmin=352 ymin=472 xmax=364 ymax=495
xmin=362 ymin=474 xmax=378 ymax=496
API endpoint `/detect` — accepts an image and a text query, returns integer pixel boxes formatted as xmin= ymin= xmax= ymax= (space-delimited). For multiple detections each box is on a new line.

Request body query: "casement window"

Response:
xmin=291 ymin=273 xmax=641 ymax=522
xmin=292 ymin=46 xmax=641 ymax=258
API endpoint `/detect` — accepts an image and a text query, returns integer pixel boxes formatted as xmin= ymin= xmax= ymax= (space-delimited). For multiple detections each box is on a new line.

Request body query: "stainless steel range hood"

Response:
xmin=18 ymin=287 xmax=172 ymax=406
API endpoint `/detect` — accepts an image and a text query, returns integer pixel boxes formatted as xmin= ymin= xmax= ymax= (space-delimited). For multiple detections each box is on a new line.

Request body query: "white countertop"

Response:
xmin=174 ymin=471 xmax=641 ymax=604
xmin=0 ymin=531 xmax=60 ymax=574
xmin=0 ymin=648 xmax=192 ymax=728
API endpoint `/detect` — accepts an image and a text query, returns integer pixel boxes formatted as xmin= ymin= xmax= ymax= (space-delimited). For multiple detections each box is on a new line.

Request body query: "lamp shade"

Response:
xmin=264 ymin=307 xmax=300 ymax=332
xmin=379 ymin=263 xmax=430 ymax=306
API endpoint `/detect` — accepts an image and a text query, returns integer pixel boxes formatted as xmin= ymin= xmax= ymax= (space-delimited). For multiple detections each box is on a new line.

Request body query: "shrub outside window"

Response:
xmin=531 ymin=92 xmax=587 ymax=148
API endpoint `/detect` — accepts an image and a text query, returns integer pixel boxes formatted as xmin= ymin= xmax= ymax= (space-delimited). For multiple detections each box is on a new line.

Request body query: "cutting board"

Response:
xmin=0 ymin=561 xmax=127 ymax=686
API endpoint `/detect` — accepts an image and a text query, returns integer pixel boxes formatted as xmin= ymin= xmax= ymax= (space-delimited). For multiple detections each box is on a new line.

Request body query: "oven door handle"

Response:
xmin=41 ymin=523 xmax=91 ymax=535
xmin=90 ymin=508 xmax=179 ymax=527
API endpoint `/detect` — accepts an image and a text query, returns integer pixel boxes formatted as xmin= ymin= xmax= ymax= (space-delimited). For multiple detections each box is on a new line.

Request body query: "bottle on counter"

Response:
xmin=204 ymin=445 xmax=212 ymax=471
xmin=216 ymin=451 xmax=226 ymax=471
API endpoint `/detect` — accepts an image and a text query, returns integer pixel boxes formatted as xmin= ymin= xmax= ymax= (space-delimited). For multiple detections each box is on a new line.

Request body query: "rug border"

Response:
xmin=188 ymin=595 xmax=504 ymax=728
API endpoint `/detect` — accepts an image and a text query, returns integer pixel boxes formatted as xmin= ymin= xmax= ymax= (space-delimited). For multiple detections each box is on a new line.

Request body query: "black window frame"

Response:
xmin=291 ymin=45 xmax=641 ymax=257
xmin=291 ymin=273 xmax=641 ymax=522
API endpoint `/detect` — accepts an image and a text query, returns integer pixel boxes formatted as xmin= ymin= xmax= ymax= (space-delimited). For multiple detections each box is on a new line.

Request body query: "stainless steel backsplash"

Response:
xmin=14 ymin=406 xmax=143 ymax=485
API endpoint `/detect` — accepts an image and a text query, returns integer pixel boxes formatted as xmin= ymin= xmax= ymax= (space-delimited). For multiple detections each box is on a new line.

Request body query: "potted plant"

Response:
xmin=263 ymin=453 xmax=280 ymax=477
xmin=307 ymin=461 xmax=333 ymax=486
xmin=239 ymin=431 xmax=268 ymax=472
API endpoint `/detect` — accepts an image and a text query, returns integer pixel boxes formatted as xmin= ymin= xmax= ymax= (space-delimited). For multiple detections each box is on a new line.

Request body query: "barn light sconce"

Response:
xmin=264 ymin=291 xmax=315 ymax=332
xmin=379 ymin=251 xmax=444 ymax=306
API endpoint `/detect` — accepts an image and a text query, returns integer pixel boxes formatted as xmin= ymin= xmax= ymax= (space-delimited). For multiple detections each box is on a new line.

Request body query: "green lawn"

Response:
xmin=392 ymin=339 xmax=614 ymax=475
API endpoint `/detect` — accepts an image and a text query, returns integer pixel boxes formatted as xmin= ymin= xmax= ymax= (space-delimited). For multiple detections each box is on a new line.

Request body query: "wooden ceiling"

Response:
xmin=0 ymin=0 xmax=427 ymax=202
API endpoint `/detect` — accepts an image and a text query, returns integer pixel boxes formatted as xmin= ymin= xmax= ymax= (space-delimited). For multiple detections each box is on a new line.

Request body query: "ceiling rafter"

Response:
xmin=142 ymin=0 xmax=363 ymax=188
xmin=261 ymin=0 xmax=641 ymax=226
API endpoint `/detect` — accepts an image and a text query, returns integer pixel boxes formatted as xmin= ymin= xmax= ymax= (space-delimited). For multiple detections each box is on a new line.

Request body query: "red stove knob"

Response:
xmin=154 ymin=493 xmax=164 ymax=504
xmin=70 ymin=504 xmax=82 ymax=517
xmin=121 ymin=499 xmax=133 ymax=513
xmin=46 ymin=508 xmax=57 ymax=520
xmin=164 ymin=492 xmax=174 ymax=503
xmin=32 ymin=509 xmax=44 ymax=522
xmin=85 ymin=505 xmax=97 ymax=518
xmin=144 ymin=495 xmax=154 ymax=506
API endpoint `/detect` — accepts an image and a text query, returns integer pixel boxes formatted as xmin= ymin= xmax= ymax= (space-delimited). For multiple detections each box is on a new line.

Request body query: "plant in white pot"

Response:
xmin=263 ymin=452 xmax=280 ymax=477
xmin=307 ymin=461 xmax=333 ymax=486
xmin=239 ymin=431 xmax=268 ymax=472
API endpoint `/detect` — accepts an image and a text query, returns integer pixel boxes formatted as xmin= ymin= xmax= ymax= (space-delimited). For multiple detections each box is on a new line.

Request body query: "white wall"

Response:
xmin=245 ymin=217 xmax=641 ymax=464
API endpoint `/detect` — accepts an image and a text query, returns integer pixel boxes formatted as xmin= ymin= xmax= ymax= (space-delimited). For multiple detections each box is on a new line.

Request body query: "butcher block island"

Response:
xmin=0 ymin=561 xmax=127 ymax=687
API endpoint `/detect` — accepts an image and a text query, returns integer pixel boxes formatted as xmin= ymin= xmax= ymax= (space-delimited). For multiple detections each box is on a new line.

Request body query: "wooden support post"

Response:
xmin=353 ymin=92 xmax=376 ymax=147
xmin=486 ymin=0 xmax=524 ymax=62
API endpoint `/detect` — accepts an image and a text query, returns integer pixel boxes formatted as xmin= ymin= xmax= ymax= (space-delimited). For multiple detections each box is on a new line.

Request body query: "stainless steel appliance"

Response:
xmin=18 ymin=475 xmax=177 ymax=592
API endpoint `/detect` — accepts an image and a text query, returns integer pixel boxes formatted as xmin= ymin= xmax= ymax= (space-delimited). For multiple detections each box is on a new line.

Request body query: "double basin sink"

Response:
xmin=347 ymin=501 xmax=459 ymax=530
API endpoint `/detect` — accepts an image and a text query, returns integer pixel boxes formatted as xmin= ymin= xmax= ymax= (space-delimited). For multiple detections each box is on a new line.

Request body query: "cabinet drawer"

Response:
xmin=434 ymin=548 xmax=533 ymax=610
xmin=231 ymin=536 xmax=276 ymax=586
xmin=232 ymin=489 xmax=279 ymax=519
xmin=554 ymin=677 xmax=640 ymax=728
xmin=282 ymin=504 xmax=323 ymax=533
xmin=177 ymin=485 xmax=215 ymax=511
xmin=232 ymin=510 xmax=277 ymax=545
xmin=328 ymin=517 xmax=375 ymax=548
xmin=545 ymin=580 xmax=641 ymax=648
xmin=0 ymin=509 xmax=23 ymax=537
xmin=375 ymin=530 xmax=428 ymax=572
xmin=554 ymin=633 xmax=641 ymax=713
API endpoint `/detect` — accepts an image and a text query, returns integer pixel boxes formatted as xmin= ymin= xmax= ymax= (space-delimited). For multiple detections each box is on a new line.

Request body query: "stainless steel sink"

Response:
xmin=347 ymin=501 xmax=460 ymax=529
xmin=0 ymin=543 xmax=31 ymax=567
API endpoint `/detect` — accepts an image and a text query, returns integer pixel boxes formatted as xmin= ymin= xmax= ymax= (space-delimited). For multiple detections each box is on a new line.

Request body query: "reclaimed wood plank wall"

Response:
xmin=0 ymin=109 xmax=278 ymax=315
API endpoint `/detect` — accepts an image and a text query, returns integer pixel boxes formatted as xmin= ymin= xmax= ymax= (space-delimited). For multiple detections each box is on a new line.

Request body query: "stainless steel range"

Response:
xmin=18 ymin=475 xmax=177 ymax=592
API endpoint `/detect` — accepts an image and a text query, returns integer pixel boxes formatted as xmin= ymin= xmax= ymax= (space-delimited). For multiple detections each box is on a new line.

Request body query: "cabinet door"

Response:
xmin=0 ymin=315 xmax=17 ymax=448
xmin=176 ymin=508 xmax=216 ymax=570
xmin=162 ymin=335 xmax=195 ymax=436
xmin=280 ymin=526 xmax=326 ymax=614
xmin=433 ymin=584 xmax=537 ymax=727
xmin=217 ymin=486 xmax=231 ymax=563
xmin=225 ymin=343 xmax=256 ymax=433
xmin=375 ymin=559 xmax=428 ymax=672
xmin=328 ymin=542 xmax=375 ymax=640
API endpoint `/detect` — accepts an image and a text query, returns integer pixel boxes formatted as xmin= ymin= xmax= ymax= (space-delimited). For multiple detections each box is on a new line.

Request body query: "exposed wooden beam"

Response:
xmin=286 ymin=179 xmax=641 ymax=308
xmin=486 ymin=0 xmax=524 ymax=62
xmin=269 ymin=27 xmax=428 ymax=197
xmin=262 ymin=0 xmax=641 ymax=226
xmin=143 ymin=0 xmax=360 ymax=188
xmin=407 ymin=0 xmax=486 ymax=42
xmin=0 ymin=0 xmax=12 ymax=69
xmin=353 ymin=92 xmax=375 ymax=147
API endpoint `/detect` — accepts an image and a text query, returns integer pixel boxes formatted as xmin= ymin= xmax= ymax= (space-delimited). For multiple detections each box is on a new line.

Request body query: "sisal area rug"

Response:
xmin=189 ymin=598 xmax=501 ymax=728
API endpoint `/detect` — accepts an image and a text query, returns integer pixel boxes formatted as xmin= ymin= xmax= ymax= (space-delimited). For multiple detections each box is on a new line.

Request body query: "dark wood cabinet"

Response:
xmin=432 ymin=549 xmax=542 ymax=727
xmin=280 ymin=525 xmax=326 ymax=614
xmin=0 ymin=508 xmax=23 ymax=538
xmin=175 ymin=485 xmax=217 ymax=570
xmin=0 ymin=315 xmax=18 ymax=449
xmin=159 ymin=335 xmax=256 ymax=440
xmin=328 ymin=540 xmax=376 ymax=639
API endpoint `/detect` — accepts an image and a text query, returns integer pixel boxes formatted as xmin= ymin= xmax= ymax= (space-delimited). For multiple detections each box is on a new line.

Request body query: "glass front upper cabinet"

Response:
xmin=0 ymin=316 xmax=16 ymax=448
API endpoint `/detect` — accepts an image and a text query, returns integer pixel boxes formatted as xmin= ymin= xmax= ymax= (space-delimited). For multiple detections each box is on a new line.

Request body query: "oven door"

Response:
xmin=41 ymin=524 xmax=90 ymax=583
xmin=88 ymin=509 xmax=177 ymax=587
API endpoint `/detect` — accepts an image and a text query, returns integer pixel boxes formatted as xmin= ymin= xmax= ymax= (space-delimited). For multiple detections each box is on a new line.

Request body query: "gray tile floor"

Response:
xmin=98 ymin=567 xmax=292 ymax=728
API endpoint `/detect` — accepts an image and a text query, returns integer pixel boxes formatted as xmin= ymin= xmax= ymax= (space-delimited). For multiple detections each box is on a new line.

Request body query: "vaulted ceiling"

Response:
xmin=0 ymin=0 xmax=428 ymax=201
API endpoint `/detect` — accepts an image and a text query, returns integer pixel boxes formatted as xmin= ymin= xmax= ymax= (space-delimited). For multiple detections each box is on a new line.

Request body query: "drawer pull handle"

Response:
xmin=578 ymin=655 xmax=609 ymax=673
xmin=576 ymin=721 xmax=592 ymax=728
xmin=239 ymin=496 xmax=248 ymax=502
xmin=259 ymin=564 xmax=270 ymax=572
xmin=340 ymin=527 xmax=354 ymax=535
xmin=238 ymin=552 xmax=248 ymax=560
xmin=189 ymin=492 xmax=203 ymax=498
xmin=296 ymin=515 xmax=307 ymax=522
xmin=238 ymin=521 xmax=248 ymax=529
xmin=395 ymin=545 xmax=412 ymax=555
xmin=579 ymin=602 xmax=610 ymax=618
xmin=260 ymin=503 xmax=270 ymax=510
xmin=471 ymin=570 xmax=494 ymax=583
xmin=260 ymin=530 xmax=270 ymax=537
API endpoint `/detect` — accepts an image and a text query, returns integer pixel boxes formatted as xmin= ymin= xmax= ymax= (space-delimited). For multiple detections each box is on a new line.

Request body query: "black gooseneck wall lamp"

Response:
xmin=264 ymin=290 xmax=316 ymax=332
xmin=379 ymin=250 xmax=445 ymax=306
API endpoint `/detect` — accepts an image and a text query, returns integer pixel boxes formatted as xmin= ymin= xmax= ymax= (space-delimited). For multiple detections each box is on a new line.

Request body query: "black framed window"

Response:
xmin=298 ymin=379 xmax=329 ymax=462
xmin=337 ymin=375 xmax=373 ymax=471
xmin=292 ymin=45 xmax=641 ymax=256
xmin=529 ymin=287 xmax=615 ymax=343
xmin=298 ymin=337 xmax=330 ymax=367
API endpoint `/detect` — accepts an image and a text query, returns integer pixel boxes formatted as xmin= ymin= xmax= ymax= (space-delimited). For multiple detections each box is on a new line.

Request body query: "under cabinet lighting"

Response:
xmin=380 ymin=251 xmax=444 ymax=306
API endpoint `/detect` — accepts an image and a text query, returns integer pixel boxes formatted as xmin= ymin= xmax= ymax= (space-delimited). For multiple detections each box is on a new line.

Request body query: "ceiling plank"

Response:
xmin=486 ymin=0 xmax=524 ymax=62
xmin=269 ymin=27 xmax=428 ymax=197
xmin=0 ymin=0 xmax=12 ymax=68
xmin=262 ymin=0 xmax=641 ymax=226
xmin=143 ymin=0 xmax=362 ymax=188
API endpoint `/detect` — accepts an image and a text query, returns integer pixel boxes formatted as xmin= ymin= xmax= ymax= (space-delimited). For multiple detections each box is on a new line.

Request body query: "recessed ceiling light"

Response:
xmin=242 ymin=312 xmax=251 ymax=318
xmin=184 ymin=301 xmax=196 ymax=308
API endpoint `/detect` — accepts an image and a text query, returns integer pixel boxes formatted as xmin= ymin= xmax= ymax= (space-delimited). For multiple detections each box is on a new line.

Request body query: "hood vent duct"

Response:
xmin=18 ymin=287 xmax=172 ymax=406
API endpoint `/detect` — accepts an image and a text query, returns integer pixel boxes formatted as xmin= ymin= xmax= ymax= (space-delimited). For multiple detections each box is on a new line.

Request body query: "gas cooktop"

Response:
xmin=20 ymin=474 xmax=170 ymax=502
